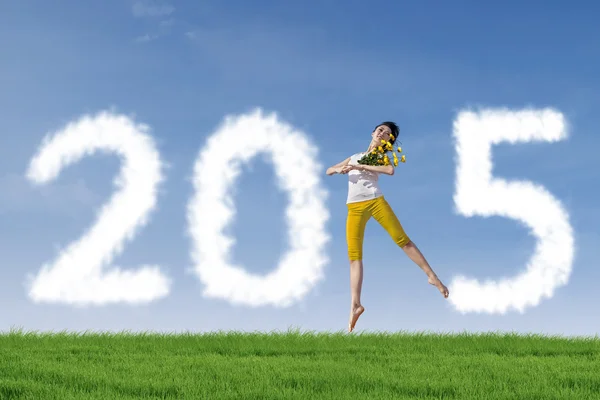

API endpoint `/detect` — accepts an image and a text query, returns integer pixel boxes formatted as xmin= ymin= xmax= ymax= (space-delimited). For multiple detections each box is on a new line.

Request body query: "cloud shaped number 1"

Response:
xmin=449 ymin=108 xmax=575 ymax=314
xmin=25 ymin=108 xmax=330 ymax=308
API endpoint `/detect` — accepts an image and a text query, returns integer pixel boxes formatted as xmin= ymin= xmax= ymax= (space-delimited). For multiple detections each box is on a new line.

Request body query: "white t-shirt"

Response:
xmin=346 ymin=152 xmax=383 ymax=204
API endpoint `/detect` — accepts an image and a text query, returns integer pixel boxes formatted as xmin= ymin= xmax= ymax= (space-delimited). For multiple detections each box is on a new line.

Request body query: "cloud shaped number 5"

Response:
xmin=449 ymin=108 xmax=575 ymax=314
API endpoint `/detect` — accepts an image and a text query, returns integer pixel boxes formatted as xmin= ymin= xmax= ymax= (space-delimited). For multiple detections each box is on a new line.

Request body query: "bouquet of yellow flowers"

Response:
xmin=357 ymin=135 xmax=406 ymax=167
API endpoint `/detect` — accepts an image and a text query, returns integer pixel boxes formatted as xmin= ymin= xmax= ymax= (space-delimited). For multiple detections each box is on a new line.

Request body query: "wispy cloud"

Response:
xmin=184 ymin=31 xmax=197 ymax=40
xmin=131 ymin=0 xmax=174 ymax=18
xmin=159 ymin=18 xmax=174 ymax=28
xmin=133 ymin=33 xmax=159 ymax=43
xmin=131 ymin=0 xmax=174 ymax=43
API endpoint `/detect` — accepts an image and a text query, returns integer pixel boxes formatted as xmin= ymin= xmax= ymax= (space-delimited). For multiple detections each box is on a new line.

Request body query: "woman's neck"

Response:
xmin=366 ymin=139 xmax=378 ymax=153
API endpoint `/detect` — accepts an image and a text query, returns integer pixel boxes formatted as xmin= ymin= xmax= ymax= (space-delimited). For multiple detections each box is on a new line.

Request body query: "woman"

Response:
xmin=326 ymin=121 xmax=449 ymax=332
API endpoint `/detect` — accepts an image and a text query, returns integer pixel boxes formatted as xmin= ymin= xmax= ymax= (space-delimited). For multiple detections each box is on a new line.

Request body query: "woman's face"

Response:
xmin=372 ymin=124 xmax=392 ymax=143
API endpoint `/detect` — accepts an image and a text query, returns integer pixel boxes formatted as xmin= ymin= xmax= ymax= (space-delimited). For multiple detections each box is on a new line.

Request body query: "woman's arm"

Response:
xmin=326 ymin=157 xmax=351 ymax=175
xmin=341 ymin=164 xmax=394 ymax=175
xmin=360 ymin=164 xmax=394 ymax=175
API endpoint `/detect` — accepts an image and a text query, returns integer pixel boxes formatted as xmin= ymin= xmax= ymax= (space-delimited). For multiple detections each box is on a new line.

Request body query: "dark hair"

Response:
xmin=375 ymin=121 xmax=399 ymax=145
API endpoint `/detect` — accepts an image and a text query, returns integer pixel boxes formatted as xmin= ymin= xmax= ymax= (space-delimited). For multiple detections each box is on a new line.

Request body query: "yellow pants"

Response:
xmin=346 ymin=196 xmax=410 ymax=261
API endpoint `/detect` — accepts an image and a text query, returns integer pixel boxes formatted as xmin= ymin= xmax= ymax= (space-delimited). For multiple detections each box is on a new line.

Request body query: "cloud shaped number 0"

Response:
xmin=187 ymin=109 xmax=331 ymax=307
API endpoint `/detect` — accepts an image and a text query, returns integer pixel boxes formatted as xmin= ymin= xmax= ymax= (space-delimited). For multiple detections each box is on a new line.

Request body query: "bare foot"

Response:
xmin=348 ymin=305 xmax=365 ymax=332
xmin=428 ymin=275 xmax=449 ymax=298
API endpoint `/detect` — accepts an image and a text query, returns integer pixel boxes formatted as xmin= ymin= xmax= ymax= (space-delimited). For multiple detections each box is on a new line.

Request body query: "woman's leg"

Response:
xmin=348 ymin=259 xmax=365 ymax=331
xmin=371 ymin=197 xmax=449 ymax=298
xmin=402 ymin=242 xmax=449 ymax=298
xmin=346 ymin=201 xmax=372 ymax=331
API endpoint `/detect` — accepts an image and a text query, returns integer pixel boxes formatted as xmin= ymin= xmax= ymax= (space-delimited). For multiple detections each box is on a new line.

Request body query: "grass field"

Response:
xmin=1 ymin=328 xmax=599 ymax=399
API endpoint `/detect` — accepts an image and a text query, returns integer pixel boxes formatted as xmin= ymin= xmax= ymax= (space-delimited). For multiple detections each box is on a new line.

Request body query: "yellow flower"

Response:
xmin=386 ymin=142 xmax=393 ymax=151
xmin=393 ymin=158 xmax=398 ymax=167
xmin=397 ymin=146 xmax=402 ymax=153
xmin=380 ymin=139 xmax=386 ymax=144
xmin=378 ymin=158 xmax=383 ymax=164
xmin=383 ymin=157 xmax=389 ymax=165
xmin=390 ymin=134 xmax=395 ymax=141
xmin=378 ymin=146 xmax=383 ymax=153
xmin=401 ymin=155 xmax=406 ymax=163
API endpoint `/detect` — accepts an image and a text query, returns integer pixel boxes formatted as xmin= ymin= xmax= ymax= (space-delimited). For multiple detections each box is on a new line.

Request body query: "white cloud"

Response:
xmin=449 ymin=107 xmax=575 ymax=314
xmin=25 ymin=111 xmax=171 ymax=306
xmin=131 ymin=0 xmax=174 ymax=18
xmin=187 ymin=108 xmax=331 ymax=307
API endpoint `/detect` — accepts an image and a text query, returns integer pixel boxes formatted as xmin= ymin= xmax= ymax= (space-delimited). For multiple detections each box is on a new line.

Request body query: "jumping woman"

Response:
xmin=326 ymin=121 xmax=449 ymax=332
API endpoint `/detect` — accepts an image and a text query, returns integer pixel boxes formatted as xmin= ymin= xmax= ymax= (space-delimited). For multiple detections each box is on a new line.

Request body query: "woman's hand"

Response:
xmin=340 ymin=165 xmax=362 ymax=174
xmin=326 ymin=157 xmax=351 ymax=175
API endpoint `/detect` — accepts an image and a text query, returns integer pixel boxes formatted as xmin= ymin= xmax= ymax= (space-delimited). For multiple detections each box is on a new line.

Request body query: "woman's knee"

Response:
xmin=397 ymin=237 xmax=412 ymax=248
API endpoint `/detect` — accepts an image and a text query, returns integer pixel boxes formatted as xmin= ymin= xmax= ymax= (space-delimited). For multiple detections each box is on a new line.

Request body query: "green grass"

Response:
xmin=1 ymin=328 xmax=599 ymax=399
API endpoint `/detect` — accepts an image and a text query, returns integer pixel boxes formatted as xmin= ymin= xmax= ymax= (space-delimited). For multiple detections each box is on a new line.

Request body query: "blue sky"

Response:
xmin=1 ymin=0 xmax=599 ymax=336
